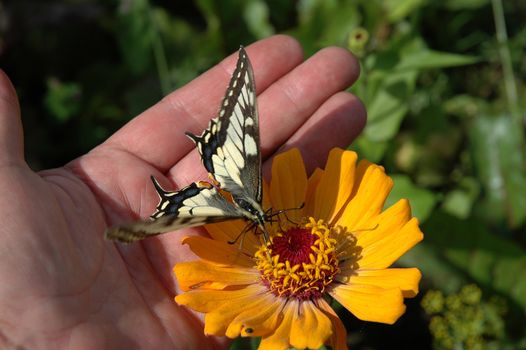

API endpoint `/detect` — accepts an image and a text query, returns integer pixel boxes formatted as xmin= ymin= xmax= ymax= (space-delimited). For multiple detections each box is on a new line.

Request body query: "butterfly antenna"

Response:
xmin=266 ymin=202 xmax=304 ymax=219
xmin=265 ymin=202 xmax=305 ymax=226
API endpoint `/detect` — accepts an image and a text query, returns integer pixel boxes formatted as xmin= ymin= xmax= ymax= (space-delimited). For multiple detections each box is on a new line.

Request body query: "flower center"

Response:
xmin=255 ymin=217 xmax=341 ymax=300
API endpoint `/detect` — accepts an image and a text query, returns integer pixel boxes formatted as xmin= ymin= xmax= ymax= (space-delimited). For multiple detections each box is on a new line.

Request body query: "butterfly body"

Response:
xmin=105 ymin=47 xmax=271 ymax=245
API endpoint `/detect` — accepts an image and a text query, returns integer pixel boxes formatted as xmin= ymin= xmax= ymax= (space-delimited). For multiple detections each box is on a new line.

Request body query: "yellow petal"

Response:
xmin=205 ymin=301 xmax=253 ymax=336
xmin=313 ymin=149 xmax=358 ymax=223
xmin=262 ymin=180 xmax=272 ymax=212
xmin=330 ymin=284 xmax=406 ymax=324
xmin=205 ymin=289 xmax=275 ymax=336
xmin=353 ymin=198 xmax=411 ymax=247
xmin=175 ymin=284 xmax=265 ymax=313
xmin=355 ymin=217 xmax=423 ymax=269
xmin=270 ymin=148 xmax=307 ymax=223
xmin=205 ymin=220 xmax=260 ymax=253
xmin=317 ymin=299 xmax=347 ymax=350
xmin=304 ymin=168 xmax=323 ymax=218
xmin=174 ymin=261 xmax=259 ymax=291
xmin=336 ymin=161 xmax=393 ymax=231
xmin=290 ymin=301 xmax=332 ymax=350
xmin=343 ymin=268 xmax=422 ymax=298
xmin=258 ymin=300 xmax=296 ymax=350
xmin=181 ymin=236 xmax=255 ymax=267
xmin=226 ymin=293 xmax=283 ymax=338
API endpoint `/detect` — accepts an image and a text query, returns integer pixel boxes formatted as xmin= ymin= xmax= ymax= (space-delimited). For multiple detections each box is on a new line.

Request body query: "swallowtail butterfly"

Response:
xmin=105 ymin=47 xmax=272 ymax=245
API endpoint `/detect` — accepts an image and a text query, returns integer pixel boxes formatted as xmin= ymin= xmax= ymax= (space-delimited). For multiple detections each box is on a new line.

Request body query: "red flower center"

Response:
xmin=255 ymin=218 xmax=342 ymax=300
xmin=270 ymin=228 xmax=314 ymax=266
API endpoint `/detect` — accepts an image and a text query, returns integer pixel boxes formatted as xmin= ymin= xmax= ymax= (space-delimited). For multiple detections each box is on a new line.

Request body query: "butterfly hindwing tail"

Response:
xmin=105 ymin=178 xmax=244 ymax=243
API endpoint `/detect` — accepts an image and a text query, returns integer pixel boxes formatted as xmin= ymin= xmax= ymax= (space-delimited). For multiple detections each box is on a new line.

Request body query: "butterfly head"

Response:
xmin=233 ymin=196 xmax=270 ymax=244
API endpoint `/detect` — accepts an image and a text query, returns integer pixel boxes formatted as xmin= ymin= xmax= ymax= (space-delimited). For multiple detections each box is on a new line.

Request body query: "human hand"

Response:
xmin=0 ymin=35 xmax=365 ymax=349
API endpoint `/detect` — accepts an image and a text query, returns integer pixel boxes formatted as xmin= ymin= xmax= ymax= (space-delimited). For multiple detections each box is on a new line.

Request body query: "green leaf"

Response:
xmin=363 ymin=69 xmax=417 ymax=142
xmin=443 ymin=94 xmax=489 ymax=119
xmin=441 ymin=177 xmax=481 ymax=219
xmin=293 ymin=0 xmax=360 ymax=54
xmin=395 ymin=50 xmax=479 ymax=71
xmin=195 ymin=0 xmax=221 ymax=31
xmin=116 ymin=0 xmax=155 ymax=74
xmin=444 ymin=0 xmax=489 ymax=10
xmin=364 ymin=83 xmax=409 ymax=141
xmin=384 ymin=0 xmax=427 ymax=22
xmin=470 ymin=114 xmax=526 ymax=228
xmin=421 ymin=211 xmax=526 ymax=314
xmin=243 ymin=0 xmax=275 ymax=38
xmin=385 ymin=174 xmax=437 ymax=223
xmin=397 ymin=242 xmax=468 ymax=294
xmin=44 ymin=78 xmax=82 ymax=122
xmin=350 ymin=137 xmax=389 ymax=163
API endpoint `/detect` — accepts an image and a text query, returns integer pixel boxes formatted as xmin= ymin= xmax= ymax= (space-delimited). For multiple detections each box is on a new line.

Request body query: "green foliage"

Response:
xmin=44 ymin=78 xmax=82 ymax=123
xmin=2 ymin=0 xmax=526 ymax=347
xmin=422 ymin=285 xmax=508 ymax=349
xmin=386 ymin=174 xmax=437 ymax=222
xmin=421 ymin=211 xmax=526 ymax=314
xmin=470 ymin=114 xmax=526 ymax=229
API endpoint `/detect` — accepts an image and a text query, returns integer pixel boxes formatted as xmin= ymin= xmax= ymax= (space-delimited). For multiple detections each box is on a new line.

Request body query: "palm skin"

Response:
xmin=0 ymin=36 xmax=365 ymax=349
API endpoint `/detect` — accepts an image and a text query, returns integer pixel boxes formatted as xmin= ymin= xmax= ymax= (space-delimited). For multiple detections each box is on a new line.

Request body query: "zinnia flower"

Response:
xmin=174 ymin=148 xmax=423 ymax=350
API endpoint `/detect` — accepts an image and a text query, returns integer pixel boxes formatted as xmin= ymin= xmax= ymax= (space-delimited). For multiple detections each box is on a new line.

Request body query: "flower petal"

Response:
xmin=304 ymin=167 xmax=323 ymax=218
xmin=290 ymin=301 xmax=332 ymax=350
xmin=205 ymin=220 xmax=260 ymax=253
xmin=226 ymin=294 xmax=283 ymax=338
xmin=175 ymin=284 xmax=269 ymax=336
xmin=355 ymin=217 xmax=423 ymax=269
xmin=342 ymin=268 xmax=422 ymax=298
xmin=336 ymin=161 xmax=393 ymax=231
xmin=353 ymin=198 xmax=411 ymax=246
xmin=262 ymin=180 xmax=272 ymax=213
xmin=174 ymin=261 xmax=259 ymax=291
xmin=313 ymin=149 xmax=358 ymax=223
xmin=181 ymin=236 xmax=254 ymax=267
xmin=205 ymin=290 xmax=277 ymax=337
xmin=270 ymin=148 xmax=307 ymax=223
xmin=330 ymin=284 xmax=406 ymax=324
xmin=258 ymin=300 xmax=296 ymax=350
xmin=175 ymin=284 xmax=265 ymax=313
xmin=317 ymin=299 xmax=348 ymax=350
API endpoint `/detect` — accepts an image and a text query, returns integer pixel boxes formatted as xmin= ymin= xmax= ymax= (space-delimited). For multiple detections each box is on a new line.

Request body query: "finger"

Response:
xmin=0 ymin=70 xmax=24 ymax=166
xmin=258 ymin=46 xmax=360 ymax=155
xmin=167 ymin=47 xmax=360 ymax=187
xmin=264 ymin=91 xmax=366 ymax=176
xmin=103 ymin=35 xmax=304 ymax=172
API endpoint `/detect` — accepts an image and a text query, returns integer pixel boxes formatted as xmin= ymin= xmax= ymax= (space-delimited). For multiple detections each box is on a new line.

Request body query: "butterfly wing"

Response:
xmin=187 ymin=47 xmax=262 ymax=206
xmin=104 ymin=177 xmax=244 ymax=243
xmin=105 ymin=48 xmax=264 ymax=244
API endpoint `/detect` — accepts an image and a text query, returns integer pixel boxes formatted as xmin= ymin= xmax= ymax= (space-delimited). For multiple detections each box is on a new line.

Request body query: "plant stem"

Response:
xmin=491 ymin=0 xmax=522 ymax=126
xmin=147 ymin=1 xmax=171 ymax=95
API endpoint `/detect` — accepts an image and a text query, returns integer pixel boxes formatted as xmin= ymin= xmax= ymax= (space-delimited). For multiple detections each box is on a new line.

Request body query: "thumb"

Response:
xmin=0 ymin=69 xmax=24 ymax=166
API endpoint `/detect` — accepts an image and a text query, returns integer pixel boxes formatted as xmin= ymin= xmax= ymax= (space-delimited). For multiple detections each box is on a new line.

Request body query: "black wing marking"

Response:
xmin=186 ymin=47 xmax=262 ymax=204
xmin=104 ymin=177 xmax=244 ymax=243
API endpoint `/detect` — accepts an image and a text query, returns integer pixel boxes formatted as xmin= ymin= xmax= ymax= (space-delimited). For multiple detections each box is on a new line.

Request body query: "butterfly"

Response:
xmin=105 ymin=47 xmax=273 ymax=245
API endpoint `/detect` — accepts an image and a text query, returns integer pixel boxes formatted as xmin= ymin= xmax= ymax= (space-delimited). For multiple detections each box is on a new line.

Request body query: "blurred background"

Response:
xmin=1 ymin=0 xmax=525 ymax=348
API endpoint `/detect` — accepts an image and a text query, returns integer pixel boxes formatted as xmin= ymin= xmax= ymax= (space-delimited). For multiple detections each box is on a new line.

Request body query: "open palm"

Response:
xmin=0 ymin=36 xmax=365 ymax=349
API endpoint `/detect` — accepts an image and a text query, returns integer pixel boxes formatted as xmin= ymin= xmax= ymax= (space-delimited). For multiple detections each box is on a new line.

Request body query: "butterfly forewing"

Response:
xmin=105 ymin=178 xmax=243 ymax=243
xmin=187 ymin=47 xmax=262 ymax=204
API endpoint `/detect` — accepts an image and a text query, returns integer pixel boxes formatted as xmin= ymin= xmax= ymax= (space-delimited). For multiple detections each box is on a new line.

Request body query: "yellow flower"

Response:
xmin=174 ymin=148 xmax=423 ymax=350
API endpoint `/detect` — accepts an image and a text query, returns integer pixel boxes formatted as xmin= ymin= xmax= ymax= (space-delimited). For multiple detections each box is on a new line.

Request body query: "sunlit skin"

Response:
xmin=0 ymin=35 xmax=365 ymax=349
